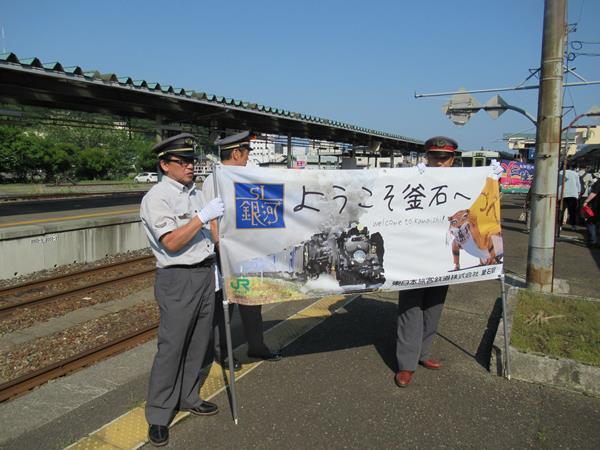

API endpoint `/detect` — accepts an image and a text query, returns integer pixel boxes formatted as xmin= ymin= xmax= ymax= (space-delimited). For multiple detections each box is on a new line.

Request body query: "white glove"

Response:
xmin=489 ymin=159 xmax=504 ymax=180
xmin=197 ymin=198 xmax=224 ymax=223
xmin=417 ymin=162 xmax=426 ymax=174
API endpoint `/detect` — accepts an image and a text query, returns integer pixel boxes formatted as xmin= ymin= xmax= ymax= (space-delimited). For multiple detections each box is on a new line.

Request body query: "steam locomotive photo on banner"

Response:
xmin=237 ymin=223 xmax=385 ymax=288
xmin=216 ymin=165 xmax=503 ymax=305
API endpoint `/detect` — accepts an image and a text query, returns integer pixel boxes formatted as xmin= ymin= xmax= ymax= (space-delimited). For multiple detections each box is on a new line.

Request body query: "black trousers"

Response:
xmin=560 ymin=197 xmax=579 ymax=227
xmin=213 ymin=290 xmax=269 ymax=359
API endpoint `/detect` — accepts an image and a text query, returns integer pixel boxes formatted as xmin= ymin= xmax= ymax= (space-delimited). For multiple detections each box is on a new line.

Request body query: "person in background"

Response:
xmin=582 ymin=174 xmax=600 ymax=247
xmin=558 ymin=165 xmax=581 ymax=232
xmin=140 ymin=133 xmax=224 ymax=447
xmin=203 ymin=131 xmax=282 ymax=370
xmin=580 ymin=167 xmax=594 ymax=198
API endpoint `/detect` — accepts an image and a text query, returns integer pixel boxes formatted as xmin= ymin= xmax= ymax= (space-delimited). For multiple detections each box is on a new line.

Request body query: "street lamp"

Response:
xmin=441 ymin=90 xmax=537 ymax=126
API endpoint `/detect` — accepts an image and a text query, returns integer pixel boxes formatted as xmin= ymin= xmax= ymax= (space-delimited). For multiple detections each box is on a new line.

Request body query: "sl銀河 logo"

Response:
xmin=235 ymin=183 xmax=285 ymax=229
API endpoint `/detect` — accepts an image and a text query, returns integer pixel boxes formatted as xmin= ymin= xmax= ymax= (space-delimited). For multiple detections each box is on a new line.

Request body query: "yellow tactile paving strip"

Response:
xmin=65 ymin=294 xmax=356 ymax=450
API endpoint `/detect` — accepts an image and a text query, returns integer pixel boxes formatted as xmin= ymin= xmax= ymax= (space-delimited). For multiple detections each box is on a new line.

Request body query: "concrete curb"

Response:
xmin=491 ymin=286 xmax=600 ymax=397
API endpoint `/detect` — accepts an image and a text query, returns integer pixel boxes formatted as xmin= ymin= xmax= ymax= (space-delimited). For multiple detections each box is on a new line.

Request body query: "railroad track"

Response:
xmin=0 ymin=255 xmax=156 ymax=315
xmin=0 ymin=324 xmax=158 ymax=403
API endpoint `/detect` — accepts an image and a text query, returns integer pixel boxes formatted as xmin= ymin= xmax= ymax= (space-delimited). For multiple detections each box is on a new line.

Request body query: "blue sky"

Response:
xmin=2 ymin=0 xmax=599 ymax=150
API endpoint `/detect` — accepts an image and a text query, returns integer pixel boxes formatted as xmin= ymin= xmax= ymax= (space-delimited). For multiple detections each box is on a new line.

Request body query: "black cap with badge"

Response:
xmin=152 ymin=133 xmax=199 ymax=160
xmin=214 ymin=130 xmax=256 ymax=153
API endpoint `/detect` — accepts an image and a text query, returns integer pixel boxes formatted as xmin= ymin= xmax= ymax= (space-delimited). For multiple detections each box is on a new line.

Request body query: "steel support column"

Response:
xmin=287 ymin=134 xmax=293 ymax=168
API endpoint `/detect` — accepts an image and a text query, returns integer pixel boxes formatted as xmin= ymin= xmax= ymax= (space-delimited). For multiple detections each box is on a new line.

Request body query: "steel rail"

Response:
xmin=0 ymin=256 xmax=156 ymax=314
xmin=0 ymin=324 xmax=158 ymax=403
xmin=0 ymin=255 xmax=154 ymax=296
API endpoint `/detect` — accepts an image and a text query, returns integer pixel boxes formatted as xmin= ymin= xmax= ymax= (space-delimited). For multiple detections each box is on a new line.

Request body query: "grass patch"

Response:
xmin=511 ymin=289 xmax=600 ymax=367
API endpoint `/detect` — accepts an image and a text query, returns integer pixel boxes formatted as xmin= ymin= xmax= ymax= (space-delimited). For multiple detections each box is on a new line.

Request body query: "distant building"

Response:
xmin=249 ymin=135 xmax=354 ymax=167
xmin=248 ymin=137 xmax=284 ymax=165
xmin=570 ymin=125 xmax=600 ymax=154
xmin=504 ymin=133 xmax=536 ymax=162
xmin=570 ymin=125 xmax=600 ymax=168
xmin=504 ymin=132 xmax=577 ymax=162
xmin=209 ymin=133 xmax=422 ymax=170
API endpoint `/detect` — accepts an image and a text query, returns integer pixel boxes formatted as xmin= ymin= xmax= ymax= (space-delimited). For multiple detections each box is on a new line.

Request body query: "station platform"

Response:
xmin=1 ymin=197 xmax=599 ymax=449
xmin=3 ymin=280 xmax=600 ymax=449
xmin=0 ymin=194 xmax=145 ymax=280
xmin=0 ymin=191 xmax=146 ymax=234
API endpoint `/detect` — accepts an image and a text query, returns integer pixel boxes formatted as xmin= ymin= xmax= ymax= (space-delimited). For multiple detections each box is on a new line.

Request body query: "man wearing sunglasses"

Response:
xmin=140 ymin=133 xmax=224 ymax=446
xmin=395 ymin=136 xmax=457 ymax=388
xmin=203 ymin=131 xmax=282 ymax=371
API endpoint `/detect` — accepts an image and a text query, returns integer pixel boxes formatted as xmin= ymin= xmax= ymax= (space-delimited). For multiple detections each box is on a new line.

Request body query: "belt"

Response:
xmin=165 ymin=257 xmax=215 ymax=269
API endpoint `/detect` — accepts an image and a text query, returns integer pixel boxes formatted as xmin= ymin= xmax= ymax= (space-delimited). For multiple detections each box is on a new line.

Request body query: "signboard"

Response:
xmin=499 ymin=160 xmax=534 ymax=193
xmin=215 ymin=166 xmax=503 ymax=305
xmin=293 ymin=155 xmax=307 ymax=169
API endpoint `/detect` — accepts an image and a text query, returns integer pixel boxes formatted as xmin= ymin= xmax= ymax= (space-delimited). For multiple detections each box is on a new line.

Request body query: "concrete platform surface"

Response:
xmin=0 ymin=193 xmax=599 ymax=449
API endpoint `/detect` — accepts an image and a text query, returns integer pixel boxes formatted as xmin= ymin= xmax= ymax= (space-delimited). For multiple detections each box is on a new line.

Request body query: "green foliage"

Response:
xmin=43 ymin=143 xmax=78 ymax=180
xmin=0 ymin=113 xmax=156 ymax=182
xmin=511 ymin=290 xmax=600 ymax=367
xmin=133 ymin=138 xmax=158 ymax=172
xmin=76 ymin=147 xmax=111 ymax=179
xmin=0 ymin=126 xmax=22 ymax=173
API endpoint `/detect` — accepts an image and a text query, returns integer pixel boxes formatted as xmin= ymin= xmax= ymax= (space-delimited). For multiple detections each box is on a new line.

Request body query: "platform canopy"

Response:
xmin=0 ymin=52 xmax=423 ymax=153
xmin=571 ymin=143 xmax=600 ymax=166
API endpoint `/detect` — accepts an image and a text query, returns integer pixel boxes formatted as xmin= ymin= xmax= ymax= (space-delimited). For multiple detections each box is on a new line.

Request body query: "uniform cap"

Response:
xmin=152 ymin=133 xmax=199 ymax=159
xmin=424 ymin=136 xmax=458 ymax=153
xmin=214 ymin=131 xmax=255 ymax=151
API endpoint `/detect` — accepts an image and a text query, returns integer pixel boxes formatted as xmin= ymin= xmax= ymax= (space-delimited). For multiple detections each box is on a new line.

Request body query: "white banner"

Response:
xmin=215 ymin=165 xmax=503 ymax=305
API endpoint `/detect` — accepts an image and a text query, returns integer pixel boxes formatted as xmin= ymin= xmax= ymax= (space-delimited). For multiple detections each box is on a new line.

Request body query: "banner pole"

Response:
xmin=499 ymin=273 xmax=511 ymax=379
xmin=222 ymin=291 xmax=239 ymax=424
xmin=213 ymin=165 xmax=240 ymax=424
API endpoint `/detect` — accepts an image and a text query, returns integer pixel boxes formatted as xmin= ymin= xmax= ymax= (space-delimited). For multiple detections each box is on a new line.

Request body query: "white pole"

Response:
xmin=499 ymin=273 xmax=511 ymax=379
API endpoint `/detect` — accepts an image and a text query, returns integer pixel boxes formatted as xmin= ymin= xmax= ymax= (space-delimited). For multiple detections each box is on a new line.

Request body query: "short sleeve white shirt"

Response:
xmin=140 ymin=175 xmax=214 ymax=268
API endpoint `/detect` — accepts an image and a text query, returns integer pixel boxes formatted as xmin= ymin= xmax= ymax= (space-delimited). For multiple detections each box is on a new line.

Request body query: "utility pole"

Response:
xmin=526 ymin=0 xmax=566 ymax=292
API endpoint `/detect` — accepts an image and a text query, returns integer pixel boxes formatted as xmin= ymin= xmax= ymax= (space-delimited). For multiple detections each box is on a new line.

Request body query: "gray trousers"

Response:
xmin=213 ymin=289 xmax=269 ymax=358
xmin=396 ymin=285 xmax=448 ymax=371
xmin=145 ymin=266 xmax=215 ymax=426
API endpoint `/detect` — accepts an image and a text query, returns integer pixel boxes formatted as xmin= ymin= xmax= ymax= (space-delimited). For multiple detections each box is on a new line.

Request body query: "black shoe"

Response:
xmin=183 ymin=400 xmax=219 ymax=416
xmin=247 ymin=350 xmax=282 ymax=361
xmin=219 ymin=357 xmax=242 ymax=371
xmin=148 ymin=424 xmax=169 ymax=447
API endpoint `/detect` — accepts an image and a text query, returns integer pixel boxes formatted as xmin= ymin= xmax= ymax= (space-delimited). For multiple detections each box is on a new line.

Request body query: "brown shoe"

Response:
xmin=395 ymin=370 xmax=414 ymax=388
xmin=419 ymin=359 xmax=442 ymax=370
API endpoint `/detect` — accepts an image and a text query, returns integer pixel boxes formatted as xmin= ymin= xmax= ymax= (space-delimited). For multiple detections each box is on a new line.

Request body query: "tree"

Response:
xmin=133 ymin=139 xmax=157 ymax=171
xmin=76 ymin=147 xmax=111 ymax=179
xmin=41 ymin=143 xmax=77 ymax=181
xmin=0 ymin=126 xmax=23 ymax=177
xmin=1 ymin=130 xmax=46 ymax=181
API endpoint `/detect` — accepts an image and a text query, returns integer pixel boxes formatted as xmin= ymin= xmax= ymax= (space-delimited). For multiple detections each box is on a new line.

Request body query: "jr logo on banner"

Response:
xmin=235 ymin=183 xmax=285 ymax=229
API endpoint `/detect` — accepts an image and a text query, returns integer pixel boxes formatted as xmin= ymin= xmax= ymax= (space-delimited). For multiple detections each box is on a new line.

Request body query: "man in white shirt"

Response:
xmin=140 ymin=133 xmax=224 ymax=447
